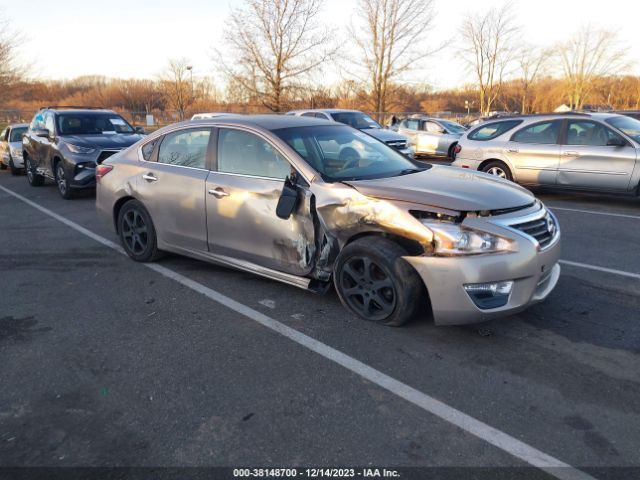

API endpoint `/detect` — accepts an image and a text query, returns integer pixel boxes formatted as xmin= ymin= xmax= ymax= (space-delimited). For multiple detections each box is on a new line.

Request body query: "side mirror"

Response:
xmin=276 ymin=176 xmax=299 ymax=220
xmin=34 ymin=128 xmax=50 ymax=138
xmin=135 ymin=126 xmax=146 ymax=134
xmin=607 ymin=137 xmax=625 ymax=147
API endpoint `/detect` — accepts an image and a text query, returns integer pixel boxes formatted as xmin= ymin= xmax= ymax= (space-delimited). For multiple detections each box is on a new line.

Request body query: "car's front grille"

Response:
xmin=511 ymin=213 xmax=557 ymax=249
xmin=97 ymin=149 xmax=121 ymax=164
xmin=385 ymin=140 xmax=408 ymax=150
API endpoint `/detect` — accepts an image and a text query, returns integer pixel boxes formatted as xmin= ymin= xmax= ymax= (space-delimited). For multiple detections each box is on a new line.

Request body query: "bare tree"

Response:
xmin=517 ymin=45 xmax=549 ymax=113
xmin=350 ymin=0 xmax=437 ymax=117
xmin=460 ymin=3 xmax=519 ymax=116
xmin=556 ymin=26 xmax=628 ymax=110
xmin=0 ymin=13 xmax=25 ymax=104
xmin=159 ymin=58 xmax=193 ymax=120
xmin=216 ymin=0 xmax=334 ymax=112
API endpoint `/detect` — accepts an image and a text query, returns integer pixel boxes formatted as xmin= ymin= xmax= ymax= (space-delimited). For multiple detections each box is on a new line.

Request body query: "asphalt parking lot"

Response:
xmin=0 ymin=170 xmax=639 ymax=480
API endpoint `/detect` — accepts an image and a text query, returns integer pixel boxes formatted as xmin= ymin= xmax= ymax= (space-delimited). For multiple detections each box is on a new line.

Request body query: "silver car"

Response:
xmin=452 ymin=113 xmax=640 ymax=195
xmin=97 ymin=115 xmax=561 ymax=327
xmin=286 ymin=109 xmax=413 ymax=157
xmin=396 ymin=116 xmax=466 ymax=159
xmin=0 ymin=123 xmax=28 ymax=175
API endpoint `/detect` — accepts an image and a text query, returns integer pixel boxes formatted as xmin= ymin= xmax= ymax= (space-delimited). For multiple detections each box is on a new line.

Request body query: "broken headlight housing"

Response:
xmin=419 ymin=221 xmax=513 ymax=256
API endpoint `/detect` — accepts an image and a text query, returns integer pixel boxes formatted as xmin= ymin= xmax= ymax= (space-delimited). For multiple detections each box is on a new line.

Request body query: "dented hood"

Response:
xmin=344 ymin=165 xmax=535 ymax=212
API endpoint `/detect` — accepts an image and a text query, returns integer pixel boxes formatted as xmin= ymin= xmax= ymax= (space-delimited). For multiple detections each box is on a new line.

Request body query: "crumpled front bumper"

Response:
xmin=404 ymin=233 xmax=561 ymax=326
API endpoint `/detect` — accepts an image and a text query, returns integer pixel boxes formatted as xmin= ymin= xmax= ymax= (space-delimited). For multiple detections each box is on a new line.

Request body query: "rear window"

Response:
xmin=468 ymin=120 xmax=522 ymax=141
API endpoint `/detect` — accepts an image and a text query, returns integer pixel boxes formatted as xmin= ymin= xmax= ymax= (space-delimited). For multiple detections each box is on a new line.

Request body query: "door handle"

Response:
xmin=563 ymin=151 xmax=580 ymax=157
xmin=142 ymin=173 xmax=157 ymax=182
xmin=507 ymin=148 xmax=519 ymax=153
xmin=208 ymin=187 xmax=230 ymax=198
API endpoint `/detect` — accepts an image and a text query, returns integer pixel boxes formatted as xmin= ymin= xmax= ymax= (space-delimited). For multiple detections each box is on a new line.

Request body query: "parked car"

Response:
xmin=452 ymin=112 xmax=640 ymax=195
xmin=23 ymin=107 xmax=145 ymax=199
xmin=286 ymin=109 xmax=412 ymax=157
xmin=97 ymin=115 xmax=560 ymax=327
xmin=0 ymin=123 xmax=28 ymax=175
xmin=396 ymin=116 xmax=466 ymax=159
xmin=191 ymin=112 xmax=234 ymax=120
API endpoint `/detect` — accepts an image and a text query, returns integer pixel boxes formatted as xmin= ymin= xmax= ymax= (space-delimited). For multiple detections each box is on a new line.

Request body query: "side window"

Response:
xmin=426 ymin=121 xmax=443 ymax=133
xmin=301 ymin=112 xmax=316 ymax=118
xmin=405 ymin=119 xmax=420 ymax=130
xmin=218 ymin=129 xmax=291 ymax=180
xmin=44 ymin=113 xmax=55 ymax=134
xmin=566 ymin=120 xmax=624 ymax=147
xmin=157 ymin=129 xmax=210 ymax=169
xmin=31 ymin=112 xmax=46 ymax=130
xmin=141 ymin=138 xmax=159 ymax=161
xmin=315 ymin=113 xmax=330 ymax=120
xmin=0 ymin=129 xmax=7 ymax=141
xmin=511 ymin=121 xmax=561 ymax=145
xmin=468 ymin=120 xmax=523 ymax=141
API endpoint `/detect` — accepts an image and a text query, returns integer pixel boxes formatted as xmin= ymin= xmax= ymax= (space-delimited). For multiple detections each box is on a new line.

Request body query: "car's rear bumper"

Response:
xmin=404 ymin=236 xmax=561 ymax=325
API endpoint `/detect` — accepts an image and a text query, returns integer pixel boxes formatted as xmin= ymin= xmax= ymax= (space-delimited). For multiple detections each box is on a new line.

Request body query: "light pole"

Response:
xmin=186 ymin=65 xmax=194 ymax=101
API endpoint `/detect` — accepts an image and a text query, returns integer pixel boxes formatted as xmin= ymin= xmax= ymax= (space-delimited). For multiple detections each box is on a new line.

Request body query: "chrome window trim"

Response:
xmin=137 ymin=122 xmax=316 ymax=184
xmin=208 ymin=170 xmax=288 ymax=182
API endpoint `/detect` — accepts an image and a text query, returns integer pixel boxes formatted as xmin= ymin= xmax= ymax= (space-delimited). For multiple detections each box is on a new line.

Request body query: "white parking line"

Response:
xmin=0 ymin=184 xmax=596 ymax=480
xmin=550 ymin=206 xmax=640 ymax=220
xmin=559 ymin=260 xmax=640 ymax=281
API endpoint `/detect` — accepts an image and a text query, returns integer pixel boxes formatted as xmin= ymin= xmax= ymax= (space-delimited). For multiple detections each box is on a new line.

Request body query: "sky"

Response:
xmin=2 ymin=0 xmax=639 ymax=90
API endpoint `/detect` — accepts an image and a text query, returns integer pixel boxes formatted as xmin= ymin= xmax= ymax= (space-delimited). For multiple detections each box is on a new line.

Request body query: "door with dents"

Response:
xmin=205 ymin=127 xmax=316 ymax=276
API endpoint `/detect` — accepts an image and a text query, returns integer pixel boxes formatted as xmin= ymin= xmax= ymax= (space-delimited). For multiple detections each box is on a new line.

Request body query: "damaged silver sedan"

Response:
xmin=96 ymin=115 xmax=561 ymax=326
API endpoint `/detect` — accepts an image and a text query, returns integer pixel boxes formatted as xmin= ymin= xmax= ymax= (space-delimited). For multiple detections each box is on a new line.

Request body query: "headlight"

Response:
xmin=420 ymin=221 xmax=513 ymax=256
xmin=66 ymin=143 xmax=96 ymax=154
xmin=9 ymin=147 xmax=21 ymax=156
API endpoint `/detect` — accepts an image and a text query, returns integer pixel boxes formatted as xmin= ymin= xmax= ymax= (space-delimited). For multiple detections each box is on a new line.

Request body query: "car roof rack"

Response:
xmin=40 ymin=106 xmax=106 ymax=110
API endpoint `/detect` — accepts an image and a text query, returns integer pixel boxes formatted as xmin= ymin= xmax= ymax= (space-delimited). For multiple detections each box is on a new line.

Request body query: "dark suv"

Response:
xmin=23 ymin=107 xmax=145 ymax=199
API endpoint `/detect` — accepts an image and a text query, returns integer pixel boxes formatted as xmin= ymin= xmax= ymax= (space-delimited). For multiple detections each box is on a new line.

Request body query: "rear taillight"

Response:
xmin=453 ymin=144 xmax=462 ymax=154
xmin=96 ymin=164 xmax=113 ymax=181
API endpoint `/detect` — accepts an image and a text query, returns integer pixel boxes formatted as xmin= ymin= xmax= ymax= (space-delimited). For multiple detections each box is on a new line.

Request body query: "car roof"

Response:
xmin=48 ymin=109 xmax=117 ymax=115
xmin=180 ymin=114 xmax=337 ymax=130
xmin=289 ymin=108 xmax=363 ymax=114
xmin=474 ymin=112 xmax=626 ymax=125
xmin=8 ymin=123 xmax=28 ymax=128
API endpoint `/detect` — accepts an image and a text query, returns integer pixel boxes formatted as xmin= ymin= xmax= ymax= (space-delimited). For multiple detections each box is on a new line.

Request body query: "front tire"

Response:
xmin=481 ymin=160 xmax=513 ymax=181
xmin=25 ymin=156 xmax=45 ymax=186
xmin=9 ymin=157 xmax=22 ymax=176
xmin=0 ymin=162 xmax=6 ymax=170
xmin=55 ymin=162 xmax=76 ymax=199
xmin=117 ymin=200 xmax=162 ymax=262
xmin=334 ymin=237 xmax=424 ymax=327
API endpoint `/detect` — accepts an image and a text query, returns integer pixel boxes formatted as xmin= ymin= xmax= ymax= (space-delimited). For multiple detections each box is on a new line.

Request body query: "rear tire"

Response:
xmin=117 ymin=200 xmax=163 ymax=262
xmin=0 ymin=162 xmax=6 ymax=170
xmin=481 ymin=160 xmax=513 ymax=181
xmin=25 ymin=157 xmax=45 ymax=186
xmin=334 ymin=237 xmax=424 ymax=327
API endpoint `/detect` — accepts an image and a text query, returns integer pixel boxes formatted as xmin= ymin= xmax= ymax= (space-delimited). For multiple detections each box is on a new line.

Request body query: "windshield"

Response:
xmin=9 ymin=127 xmax=27 ymax=142
xmin=330 ymin=112 xmax=382 ymax=130
xmin=274 ymin=125 xmax=425 ymax=182
xmin=57 ymin=113 xmax=135 ymax=135
xmin=438 ymin=120 xmax=466 ymax=134
xmin=606 ymin=116 xmax=640 ymax=142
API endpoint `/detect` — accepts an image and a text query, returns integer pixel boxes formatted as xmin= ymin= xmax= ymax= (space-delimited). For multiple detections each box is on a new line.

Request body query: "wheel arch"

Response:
xmin=478 ymin=158 xmax=515 ymax=178
xmin=343 ymin=231 xmax=425 ymax=257
xmin=113 ymin=195 xmax=138 ymax=234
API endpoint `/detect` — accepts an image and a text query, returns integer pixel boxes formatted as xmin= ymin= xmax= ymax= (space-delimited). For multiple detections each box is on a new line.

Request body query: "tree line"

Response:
xmin=1 ymin=0 xmax=638 ymax=121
